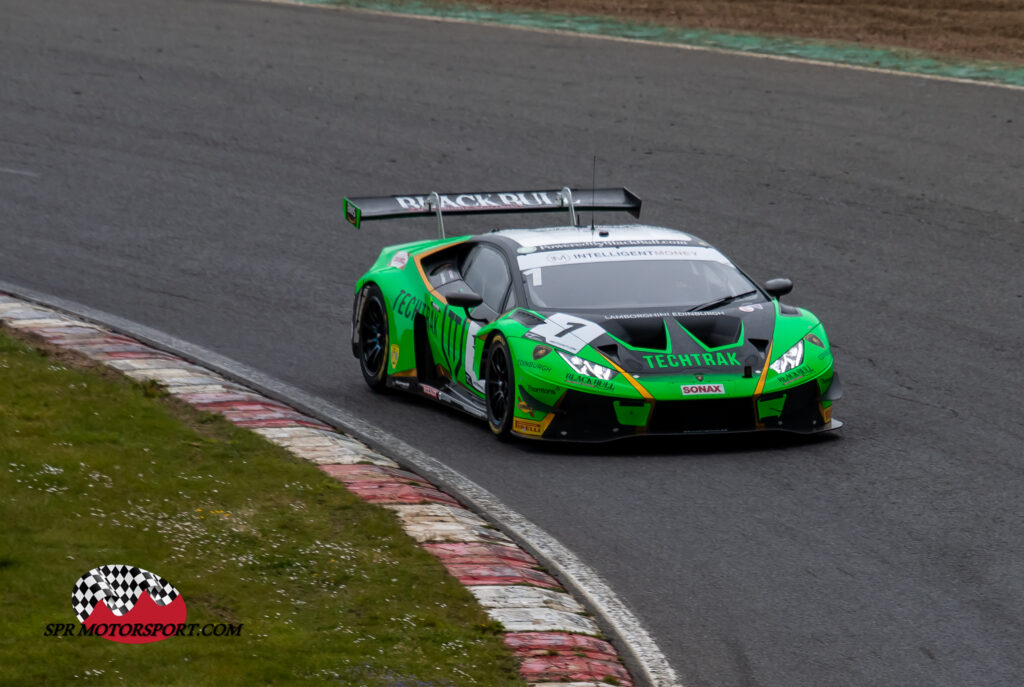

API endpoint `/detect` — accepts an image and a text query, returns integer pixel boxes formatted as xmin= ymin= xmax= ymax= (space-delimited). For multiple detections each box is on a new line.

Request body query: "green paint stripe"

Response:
xmin=283 ymin=0 xmax=1024 ymax=87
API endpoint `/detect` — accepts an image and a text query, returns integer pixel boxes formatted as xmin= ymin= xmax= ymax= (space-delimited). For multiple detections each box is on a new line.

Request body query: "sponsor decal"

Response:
xmin=388 ymin=251 xmax=409 ymax=270
xmin=673 ymin=310 xmax=727 ymax=317
xmin=396 ymin=191 xmax=559 ymax=211
xmin=420 ymin=384 xmax=440 ymax=400
xmin=68 ymin=564 xmax=187 ymax=644
xmin=517 ymin=399 xmax=536 ymax=417
xmin=643 ymin=352 xmax=740 ymax=369
xmin=394 ymin=290 xmax=464 ymax=344
xmin=776 ymin=363 xmax=813 ymax=386
xmin=393 ymin=289 xmax=424 ymax=321
xmin=602 ymin=310 xmax=725 ymax=320
xmin=517 ymin=245 xmax=732 ymax=270
xmin=565 ymin=372 xmax=615 ymax=391
xmin=389 ymin=344 xmax=400 ymax=368
xmin=532 ymin=345 xmax=552 ymax=360
xmin=540 ymin=245 xmax=716 ymax=262
xmin=513 ymin=418 xmax=545 ymax=437
xmin=524 ymin=383 xmax=559 ymax=398
xmin=531 ymin=239 xmax=695 ymax=252
xmin=823 ymin=405 xmax=833 ymax=423
xmin=681 ymin=384 xmax=726 ymax=396
xmin=392 ymin=379 xmax=411 ymax=390
xmin=393 ymin=289 xmax=468 ymax=377
xmin=517 ymin=359 xmax=553 ymax=373
xmin=739 ymin=303 xmax=764 ymax=312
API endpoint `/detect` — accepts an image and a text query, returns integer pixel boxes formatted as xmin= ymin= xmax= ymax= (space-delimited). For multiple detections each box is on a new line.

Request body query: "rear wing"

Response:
xmin=343 ymin=187 xmax=642 ymax=237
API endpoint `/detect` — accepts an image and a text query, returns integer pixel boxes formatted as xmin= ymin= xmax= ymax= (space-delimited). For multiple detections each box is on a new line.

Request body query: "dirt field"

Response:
xmin=432 ymin=0 xmax=1024 ymax=63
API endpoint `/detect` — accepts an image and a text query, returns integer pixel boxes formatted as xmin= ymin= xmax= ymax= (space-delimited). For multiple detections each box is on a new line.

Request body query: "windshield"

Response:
xmin=520 ymin=257 xmax=760 ymax=311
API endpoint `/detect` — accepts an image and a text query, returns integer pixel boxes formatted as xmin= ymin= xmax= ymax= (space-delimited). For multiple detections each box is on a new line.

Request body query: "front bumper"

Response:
xmin=516 ymin=375 xmax=842 ymax=442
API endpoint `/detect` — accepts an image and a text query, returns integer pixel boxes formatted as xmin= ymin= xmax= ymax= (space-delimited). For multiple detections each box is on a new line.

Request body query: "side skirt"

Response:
xmin=387 ymin=377 xmax=487 ymax=421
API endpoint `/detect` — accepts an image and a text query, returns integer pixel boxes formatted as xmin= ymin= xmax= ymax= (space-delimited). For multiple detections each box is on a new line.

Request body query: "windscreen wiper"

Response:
xmin=689 ymin=290 xmax=758 ymax=312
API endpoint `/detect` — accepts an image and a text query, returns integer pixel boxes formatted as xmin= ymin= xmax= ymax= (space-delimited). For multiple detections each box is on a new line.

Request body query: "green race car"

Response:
xmin=345 ymin=187 xmax=842 ymax=441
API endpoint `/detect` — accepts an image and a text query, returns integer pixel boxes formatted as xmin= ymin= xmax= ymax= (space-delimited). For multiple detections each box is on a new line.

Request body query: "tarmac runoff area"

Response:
xmin=0 ymin=291 xmax=644 ymax=687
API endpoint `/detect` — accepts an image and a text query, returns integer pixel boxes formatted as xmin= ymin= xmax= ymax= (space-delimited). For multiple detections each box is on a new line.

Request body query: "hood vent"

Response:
xmin=510 ymin=309 xmax=544 ymax=327
xmin=748 ymin=338 xmax=770 ymax=356
xmin=602 ymin=318 xmax=668 ymax=351
xmin=676 ymin=315 xmax=742 ymax=349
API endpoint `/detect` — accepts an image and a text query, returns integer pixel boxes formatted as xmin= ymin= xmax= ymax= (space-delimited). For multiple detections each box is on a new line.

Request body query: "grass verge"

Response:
xmin=308 ymin=0 xmax=1024 ymax=84
xmin=0 ymin=328 xmax=524 ymax=686
xmin=423 ymin=0 xmax=1024 ymax=64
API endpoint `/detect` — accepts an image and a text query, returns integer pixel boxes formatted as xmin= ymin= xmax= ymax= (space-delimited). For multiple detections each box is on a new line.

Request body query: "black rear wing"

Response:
xmin=343 ymin=187 xmax=642 ymax=236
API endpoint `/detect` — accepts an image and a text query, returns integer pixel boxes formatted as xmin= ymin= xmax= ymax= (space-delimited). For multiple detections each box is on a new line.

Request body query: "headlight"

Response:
xmin=558 ymin=351 xmax=617 ymax=381
xmin=769 ymin=340 xmax=804 ymax=374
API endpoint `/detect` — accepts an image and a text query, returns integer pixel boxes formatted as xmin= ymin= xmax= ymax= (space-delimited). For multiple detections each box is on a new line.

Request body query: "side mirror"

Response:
xmin=446 ymin=289 xmax=483 ymax=308
xmin=763 ymin=278 xmax=793 ymax=299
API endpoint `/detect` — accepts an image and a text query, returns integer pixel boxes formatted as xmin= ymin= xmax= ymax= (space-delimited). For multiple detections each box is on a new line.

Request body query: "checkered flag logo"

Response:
xmin=72 ymin=564 xmax=180 ymax=622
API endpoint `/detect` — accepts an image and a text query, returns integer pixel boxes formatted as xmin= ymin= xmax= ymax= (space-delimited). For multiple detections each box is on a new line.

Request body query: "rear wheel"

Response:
xmin=485 ymin=335 xmax=515 ymax=439
xmin=356 ymin=284 xmax=389 ymax=392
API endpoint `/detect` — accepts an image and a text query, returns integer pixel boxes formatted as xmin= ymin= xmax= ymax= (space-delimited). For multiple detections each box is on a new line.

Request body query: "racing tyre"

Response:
xmin=485 ymin=334 xmax=515 ymax=439
xmin=356 ymin=284 xmax=389 ymax=392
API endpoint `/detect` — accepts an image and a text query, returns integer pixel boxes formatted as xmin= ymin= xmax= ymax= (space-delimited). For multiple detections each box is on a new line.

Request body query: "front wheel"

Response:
xmin=356 ymin=284 xmax=389 ymax=392
xmin=485 ymin=335 xmax=515 ymax=439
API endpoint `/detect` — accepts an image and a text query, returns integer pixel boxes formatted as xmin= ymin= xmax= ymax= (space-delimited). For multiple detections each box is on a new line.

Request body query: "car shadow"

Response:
xmin=375 ymin=387 xmax=842 ymax=458
xmin=512 ymin=427 xmax=843 ymax=458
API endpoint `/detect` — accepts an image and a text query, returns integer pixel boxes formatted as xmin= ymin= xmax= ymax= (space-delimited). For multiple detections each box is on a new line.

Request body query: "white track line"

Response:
xmin=254 ymin=0 xmax=1024 ymax=92
xmin=0 ymin=166 xmax=40 ymax=178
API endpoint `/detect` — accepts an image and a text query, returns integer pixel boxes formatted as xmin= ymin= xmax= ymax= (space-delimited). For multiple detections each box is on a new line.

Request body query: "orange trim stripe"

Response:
xmin=754 ymin=341 xmax=773 ymax=397
xmin=413 ymin=238 xmax=471 ymax=303
xmin=598 ymin=352 xmax=653 ymax=401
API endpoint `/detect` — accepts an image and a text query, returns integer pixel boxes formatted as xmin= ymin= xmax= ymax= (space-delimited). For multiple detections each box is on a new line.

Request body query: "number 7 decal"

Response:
xmin=529 ymin=314 xmax=605 ymax=353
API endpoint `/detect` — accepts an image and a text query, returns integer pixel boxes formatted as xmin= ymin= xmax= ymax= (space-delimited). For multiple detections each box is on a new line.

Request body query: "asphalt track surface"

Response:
xmin=3 ymin=1 xmax=1023 ymax=685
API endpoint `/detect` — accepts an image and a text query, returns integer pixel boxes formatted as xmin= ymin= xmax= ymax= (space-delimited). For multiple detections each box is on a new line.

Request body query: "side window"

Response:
xmin=429 ymin=262 xmax=461 ymax=288
xmin=462 ymin=245 xmax=511 ymax=313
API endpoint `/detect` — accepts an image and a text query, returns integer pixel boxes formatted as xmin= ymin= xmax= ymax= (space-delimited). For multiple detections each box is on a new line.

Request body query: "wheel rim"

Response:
xmin=360 ymin=298 xmax=386 ymax=377
xmin=487 ymin=345 xmax=510 ymax=425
